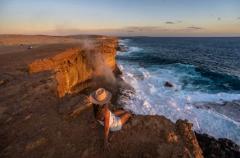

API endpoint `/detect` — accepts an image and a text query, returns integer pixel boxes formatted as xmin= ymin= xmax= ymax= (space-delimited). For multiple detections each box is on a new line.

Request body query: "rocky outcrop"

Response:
xmin=29 ymin=38 xmax=118 ymax=97
xmin=0 ymin=35 xmax=204 ymax=158
xmin=106 ymin=116 xmax=203 ymax=158
xmin=164 ymin=81 xmax=174 ymax=88
xmin=195 ymin=133 xmax=240 ymax=158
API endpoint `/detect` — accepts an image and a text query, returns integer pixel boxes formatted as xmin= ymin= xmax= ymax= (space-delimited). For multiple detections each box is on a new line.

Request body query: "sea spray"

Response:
xmin=117 ymin=38 xmax=240 ymax=145
xmin=83 ymin=39 xmax=116 ymax=85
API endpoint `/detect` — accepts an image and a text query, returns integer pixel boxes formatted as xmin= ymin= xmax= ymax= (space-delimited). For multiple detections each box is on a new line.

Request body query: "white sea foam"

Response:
xmin=117 ymin=39 xmax=143 ymax=55
xmin=128 ymin=46 xmax=143 ymax=53
xmin=118 ymin=39 xmax=131 ymax=46
xmin=117 ymin=61 xmax=240 ymax=145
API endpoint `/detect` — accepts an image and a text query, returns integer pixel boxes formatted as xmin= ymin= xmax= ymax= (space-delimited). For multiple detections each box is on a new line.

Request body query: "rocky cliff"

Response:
xmin=0 ymin=35 xmax=203 ymax=158
xmin=28 ymin=38 xmax=117 ymax=97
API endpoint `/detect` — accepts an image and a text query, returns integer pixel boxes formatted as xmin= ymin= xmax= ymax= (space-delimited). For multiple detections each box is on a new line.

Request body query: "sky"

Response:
xmin=0 ymin=0 xmax=240 ymax=37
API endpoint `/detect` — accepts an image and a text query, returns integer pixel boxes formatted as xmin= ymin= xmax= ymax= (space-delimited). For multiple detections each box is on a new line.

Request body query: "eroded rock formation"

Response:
xmin=106 ymin=116 xmax=203 ymax=158
xmin=29 ymin=38 xmax=118 ymax=97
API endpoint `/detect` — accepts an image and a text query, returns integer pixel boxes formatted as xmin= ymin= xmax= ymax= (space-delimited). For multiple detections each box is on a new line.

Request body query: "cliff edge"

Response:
xmin=0 ymin=35 xmax=203 ymax=158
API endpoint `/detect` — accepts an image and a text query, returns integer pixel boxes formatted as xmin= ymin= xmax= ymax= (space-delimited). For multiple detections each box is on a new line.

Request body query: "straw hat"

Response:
xmin=89 ymin=88 xmax=112 ymax=105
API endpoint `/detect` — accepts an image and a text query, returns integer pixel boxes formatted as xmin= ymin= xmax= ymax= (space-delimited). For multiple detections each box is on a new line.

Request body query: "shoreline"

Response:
xmin=116 ymin=61 xmax=240 ymax=157
xmin=116 ymin=39 xmax=240 ymax=157
xmin=0 ymin=34 xmax=239 ymax=157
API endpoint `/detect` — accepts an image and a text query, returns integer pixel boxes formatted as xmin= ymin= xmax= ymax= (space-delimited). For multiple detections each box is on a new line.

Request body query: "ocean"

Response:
xmin=116 ymin=37 xmax=240 ymax=145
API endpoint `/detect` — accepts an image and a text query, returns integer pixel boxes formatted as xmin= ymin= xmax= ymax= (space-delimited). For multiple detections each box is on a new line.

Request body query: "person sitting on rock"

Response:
xmin=89 ymin=88 xmax=132 ymax=149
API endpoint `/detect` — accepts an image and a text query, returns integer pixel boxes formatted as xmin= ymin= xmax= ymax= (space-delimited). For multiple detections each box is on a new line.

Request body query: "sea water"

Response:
xmin=117 ymin=37 xmax=240 ymax=145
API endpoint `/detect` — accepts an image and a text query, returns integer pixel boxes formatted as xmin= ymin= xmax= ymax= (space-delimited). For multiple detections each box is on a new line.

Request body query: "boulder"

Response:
xmin=164 ymin=81 xmax=174 ymax=88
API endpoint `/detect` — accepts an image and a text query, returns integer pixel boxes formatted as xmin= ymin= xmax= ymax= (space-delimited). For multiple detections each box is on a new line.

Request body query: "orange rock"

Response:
xmin=29 ymin=38 xmax=118 ymax=97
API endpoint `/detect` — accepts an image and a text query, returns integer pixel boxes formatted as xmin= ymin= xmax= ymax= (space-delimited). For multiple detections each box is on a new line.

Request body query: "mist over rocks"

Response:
xmin=29 ymin=36 xmax=118 ymax=97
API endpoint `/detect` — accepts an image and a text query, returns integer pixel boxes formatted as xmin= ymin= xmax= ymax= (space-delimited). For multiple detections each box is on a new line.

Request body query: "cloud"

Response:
xmin=165 ymin=20 xmax=182 ymax=24
xmin=217 ymin=17 xmax=221 ymax=21
xmin=165 ymin=21 xmax=175 ymax=24
xmin=41 ymin=24 xmax=207 ymax=37
xmin=124 ymin=26 xmax=169 ymax=33
xmin=43 ymin=26 xmax=171 ymax=36
xmin=187 ymin=26 xmax=203 ymax=30
xmin=238 ymin=17 xmax=240 ymax=20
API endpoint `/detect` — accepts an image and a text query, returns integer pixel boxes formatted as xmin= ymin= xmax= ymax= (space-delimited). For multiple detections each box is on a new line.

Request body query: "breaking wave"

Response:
xmin=117 ymin=38 xmax=240 ymax=145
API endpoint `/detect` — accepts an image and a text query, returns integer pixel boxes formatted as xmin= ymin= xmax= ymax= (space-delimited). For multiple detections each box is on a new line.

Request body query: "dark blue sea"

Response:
xmin=116 ymin=37 xmax=240 ymax=145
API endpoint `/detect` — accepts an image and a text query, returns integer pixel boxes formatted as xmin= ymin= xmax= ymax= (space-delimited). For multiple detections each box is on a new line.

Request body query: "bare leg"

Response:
xmin=120 ymin=113 xmax=132 ymax=125
xmin=114 ymin=110 xmax=126 ymax=116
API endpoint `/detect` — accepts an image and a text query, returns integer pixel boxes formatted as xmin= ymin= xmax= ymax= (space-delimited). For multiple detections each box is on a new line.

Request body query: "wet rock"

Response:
xmin=197 ymin=101 xmax=240 ymax=122
xmin=117 ymin=44 xmax=128 ymax=52
xmin=113 ymin=65 xmax=122 ymax=77
xmin=164 ymin=81 xmax=174 ymax=88
xmin=195 ymin=132 xmax=240 ymax=158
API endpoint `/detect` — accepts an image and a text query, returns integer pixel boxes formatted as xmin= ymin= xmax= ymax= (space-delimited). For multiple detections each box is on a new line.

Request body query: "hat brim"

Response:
xmin=89 ymin=90 xmax=112 ymax=105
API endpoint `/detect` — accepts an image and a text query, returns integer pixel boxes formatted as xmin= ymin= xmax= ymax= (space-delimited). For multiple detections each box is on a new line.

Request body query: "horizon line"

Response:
xmin=1 ymin=34 xmax=240 ymax=38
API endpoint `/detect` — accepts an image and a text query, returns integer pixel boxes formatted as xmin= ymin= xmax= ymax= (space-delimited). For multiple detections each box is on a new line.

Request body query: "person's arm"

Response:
xmin=103 ymin=105 xmax=110 ymax=144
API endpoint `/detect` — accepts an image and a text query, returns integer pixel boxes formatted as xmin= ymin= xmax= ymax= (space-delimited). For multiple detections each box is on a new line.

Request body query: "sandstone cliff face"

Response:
xmin=29 ymin=38 xmax=117 ymax=97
